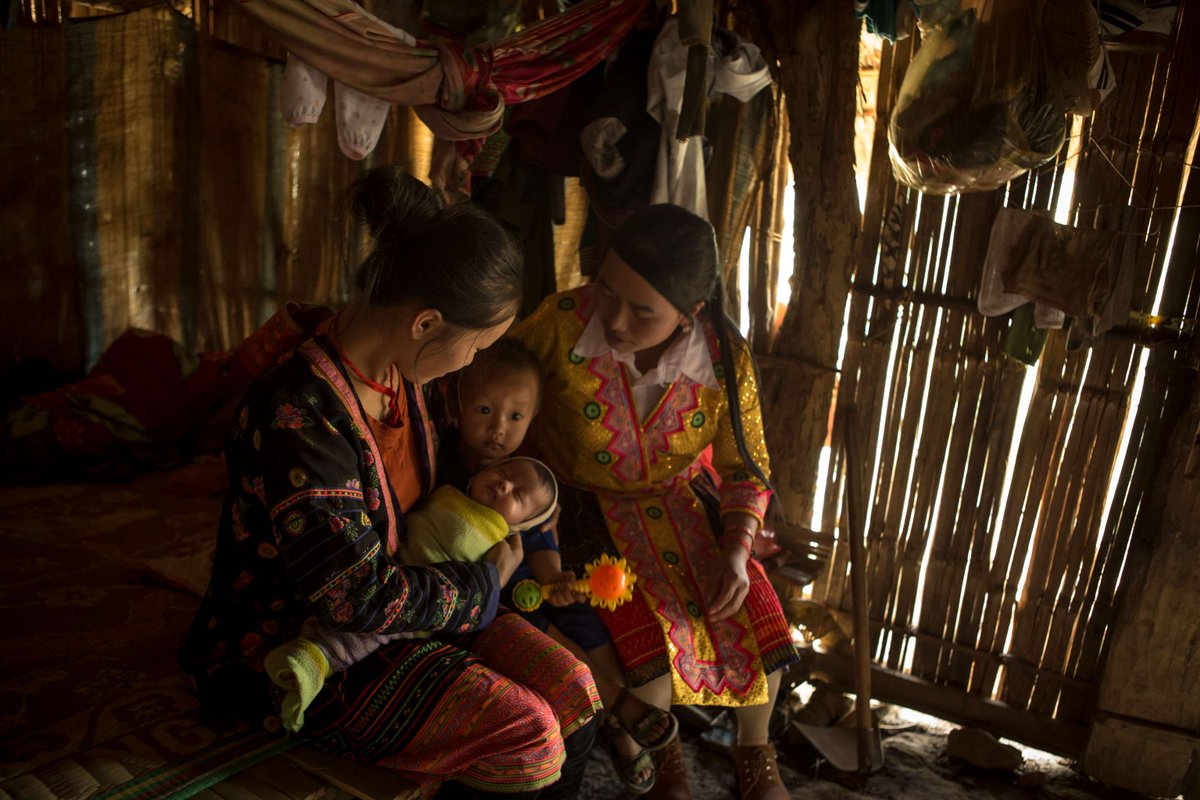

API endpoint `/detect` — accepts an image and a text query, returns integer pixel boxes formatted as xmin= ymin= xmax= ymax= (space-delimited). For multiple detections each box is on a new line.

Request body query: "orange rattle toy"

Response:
xmin=512 ymin=554 xmax=637 ymax=613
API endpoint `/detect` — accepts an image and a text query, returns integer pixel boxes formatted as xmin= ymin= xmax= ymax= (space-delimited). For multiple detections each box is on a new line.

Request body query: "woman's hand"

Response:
xmin=485 ymin=533 xmax=524 ymax=586
xmin=543 ymin=571 xmax=584 ymax=607
xmin=707 ymin=536 xmax=752 ymax=622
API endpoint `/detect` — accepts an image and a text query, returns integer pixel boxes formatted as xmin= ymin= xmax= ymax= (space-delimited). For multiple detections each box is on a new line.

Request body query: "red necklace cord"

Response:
xmin=329 ymin=323 xmax=403 ymax=427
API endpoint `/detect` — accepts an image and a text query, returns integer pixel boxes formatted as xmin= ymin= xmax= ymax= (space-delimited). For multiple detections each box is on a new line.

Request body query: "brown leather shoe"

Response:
xmin=643 ymin=734 xmax=692 ymax=800
xmin=732 ymin=743 xmax=788 ymax=800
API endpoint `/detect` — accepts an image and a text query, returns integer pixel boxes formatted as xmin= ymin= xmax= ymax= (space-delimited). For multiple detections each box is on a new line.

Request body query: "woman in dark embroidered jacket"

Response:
xmin=181 ymin=167 xmax=600 ymax=799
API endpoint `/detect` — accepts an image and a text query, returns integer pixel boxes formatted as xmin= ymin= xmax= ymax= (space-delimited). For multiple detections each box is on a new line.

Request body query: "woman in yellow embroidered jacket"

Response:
xmin=512 ymin=205 xmax=798 ymax=800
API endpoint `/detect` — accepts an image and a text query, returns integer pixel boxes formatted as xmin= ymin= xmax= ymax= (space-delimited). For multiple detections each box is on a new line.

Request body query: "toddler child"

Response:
xmin=436 ymin=337 xmax=542 ymax=489
xmin=439 ymin=339 xmax=679 ymax=795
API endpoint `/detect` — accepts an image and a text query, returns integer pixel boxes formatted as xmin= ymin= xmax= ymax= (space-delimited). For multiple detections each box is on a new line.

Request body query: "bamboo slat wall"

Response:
xmin=1 ymin=2 xmax=435 ymax=372
xmin=792 ymin=6 xmax=1200 ymax=739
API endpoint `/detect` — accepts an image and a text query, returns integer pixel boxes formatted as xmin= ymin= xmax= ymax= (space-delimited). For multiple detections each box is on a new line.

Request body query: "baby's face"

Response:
xmin=456 ymin=368 xmax=539 ymax=465
xmin=468 ymin=459 xmax=552 ymax=527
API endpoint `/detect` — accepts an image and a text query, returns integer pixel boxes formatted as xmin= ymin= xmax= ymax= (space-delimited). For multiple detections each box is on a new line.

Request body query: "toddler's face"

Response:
xmin=468 ymin=459 xmax=552 ymax=526
xmin=455 ymin=368 xmax=538 ymax=465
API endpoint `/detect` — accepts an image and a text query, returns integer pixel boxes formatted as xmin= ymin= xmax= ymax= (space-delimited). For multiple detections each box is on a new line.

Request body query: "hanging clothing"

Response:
xmin=1002 ymin=302 xmax=1051 ymax=366
xmin=1095 ymin=0 xmax=1178 ymax=38
xmin=512 ymin=286 xmax=799 ymax=706
xmin=977 ymin=207 xmax=1120 ymax=329
xmin=232 ymin=0 xmax=650 ymax=197
xmin=580 ymin=23 xmax=662 ymax=196
xmin=471 ymin=148 xmax=564 ymax=317
xmin=1041 ymin=0 xmax=1117 ymax=116
xmin=282 ymin=54 xmax=403 ymax=161
xmin=704 ymin=65 xmax=777 ymax=271
xmin=856 ymin=0 xmax=906 ymax=42
xmin=646 ymin=18 xmax=772 ymax=218
xmin=577 ymin=24 xmax=663 ymax=276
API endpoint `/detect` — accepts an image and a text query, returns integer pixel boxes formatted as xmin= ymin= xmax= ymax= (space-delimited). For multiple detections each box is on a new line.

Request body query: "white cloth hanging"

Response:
xmin=278 ymin=12 xmax=417 ymax=161
xmin=645 ymin=18 xmax=772 ymax=219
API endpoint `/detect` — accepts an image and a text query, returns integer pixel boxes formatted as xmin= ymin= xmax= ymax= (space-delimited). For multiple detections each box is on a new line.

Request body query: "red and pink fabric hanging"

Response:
xmin=230 ymin=0 xmax=651 ymax=199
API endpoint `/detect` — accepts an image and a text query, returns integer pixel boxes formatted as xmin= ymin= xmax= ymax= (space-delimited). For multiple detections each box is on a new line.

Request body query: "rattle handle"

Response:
xmin=535 ymin=579 xmax=589 ymax=597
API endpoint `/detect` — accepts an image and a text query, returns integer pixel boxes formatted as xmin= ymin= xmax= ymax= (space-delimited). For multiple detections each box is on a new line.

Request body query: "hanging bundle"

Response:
xmin=888 ymin=0 xmax=1072 ymax=194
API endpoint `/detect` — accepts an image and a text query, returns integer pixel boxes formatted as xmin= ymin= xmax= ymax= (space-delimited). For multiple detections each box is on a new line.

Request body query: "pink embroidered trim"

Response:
xmin=643 ymin=381 xmax=703 ymax=466
xmin=308 ymin=540 xmax=382 ymax=604
xmin=721 ymin=482 xmax=771 ymax=522
xmin=300 ymin=340 xmax=400 ymax=556
xmin=272 ymin=487 xmax=364 ymax=518
xmin=587 ymin=357 xmax=645 ymax=485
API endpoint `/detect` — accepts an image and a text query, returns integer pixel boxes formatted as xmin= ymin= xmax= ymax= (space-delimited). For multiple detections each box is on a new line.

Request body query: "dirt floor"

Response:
xmin=579 ymin=705 xmax=1158 ymax=800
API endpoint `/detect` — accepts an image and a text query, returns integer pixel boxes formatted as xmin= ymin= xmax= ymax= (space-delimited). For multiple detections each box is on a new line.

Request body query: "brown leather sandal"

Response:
xmin=731 ymin=743 xmax=789 ymax=800
xmin=610 ymin=688 xmax=679 ymax=752
xmin=598 ymin=713 xmax=655 ymax=795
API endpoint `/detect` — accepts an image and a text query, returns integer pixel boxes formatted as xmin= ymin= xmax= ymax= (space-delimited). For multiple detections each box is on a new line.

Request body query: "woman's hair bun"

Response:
xmin=342 ymin=165 xmax=524 ymax=331
xmin=349 ymin=165 xmax=442 ymax=243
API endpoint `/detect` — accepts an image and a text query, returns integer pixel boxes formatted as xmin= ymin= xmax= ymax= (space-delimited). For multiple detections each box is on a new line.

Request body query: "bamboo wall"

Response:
xmin=751 ymin=4 xmax=1199 ymax=757
xmin=0 ymin=2 xmax=433 ymax=374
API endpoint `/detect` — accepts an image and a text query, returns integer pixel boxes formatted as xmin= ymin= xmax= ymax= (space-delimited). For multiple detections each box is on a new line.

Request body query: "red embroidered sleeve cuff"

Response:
xmin=720 ymin=481 xmax=771 ymax=524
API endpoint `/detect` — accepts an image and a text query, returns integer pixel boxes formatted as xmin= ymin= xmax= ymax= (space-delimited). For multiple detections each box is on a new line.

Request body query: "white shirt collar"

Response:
xmin=572 ymin=312 xmax=719 ymax=390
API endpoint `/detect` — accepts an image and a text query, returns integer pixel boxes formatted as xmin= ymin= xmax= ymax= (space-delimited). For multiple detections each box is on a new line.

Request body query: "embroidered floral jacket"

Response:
xmin=181 ymin=335 xmax=499 ymax=696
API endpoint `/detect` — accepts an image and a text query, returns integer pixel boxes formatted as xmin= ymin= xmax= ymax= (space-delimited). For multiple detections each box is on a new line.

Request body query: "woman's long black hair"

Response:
xmin=607 ymin=205 xmax=773 ymax=499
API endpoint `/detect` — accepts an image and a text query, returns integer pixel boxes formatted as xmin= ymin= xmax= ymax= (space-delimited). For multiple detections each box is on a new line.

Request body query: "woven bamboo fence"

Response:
xmin=750 ymin=6 xmax=1200 ymax=756
xmin=2 ymin=0 xmax=439 ymax=373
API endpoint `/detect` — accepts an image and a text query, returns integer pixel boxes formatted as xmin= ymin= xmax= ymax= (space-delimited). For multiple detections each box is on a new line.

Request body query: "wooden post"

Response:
xmin=739 ymin=0 xmax=862 ymax=525
xmin=842 ymin=406 xmax=878 ymax=771
xmin=1083 ymin=366 xmax=1200 ymax=797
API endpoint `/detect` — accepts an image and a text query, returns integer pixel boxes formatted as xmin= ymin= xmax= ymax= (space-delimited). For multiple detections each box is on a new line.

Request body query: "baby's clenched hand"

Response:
xmin=543 ymin=571 xmax=585 ymax=607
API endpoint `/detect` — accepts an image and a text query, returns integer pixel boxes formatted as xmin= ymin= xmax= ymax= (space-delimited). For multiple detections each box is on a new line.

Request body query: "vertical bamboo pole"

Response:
xmin=842 ymin=405 xmax=877 ymax=771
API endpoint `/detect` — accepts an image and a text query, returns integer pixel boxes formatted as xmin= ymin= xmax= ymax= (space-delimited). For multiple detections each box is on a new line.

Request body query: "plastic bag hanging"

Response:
xmin=888 ymin=0 xmax=1067 ymax=194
